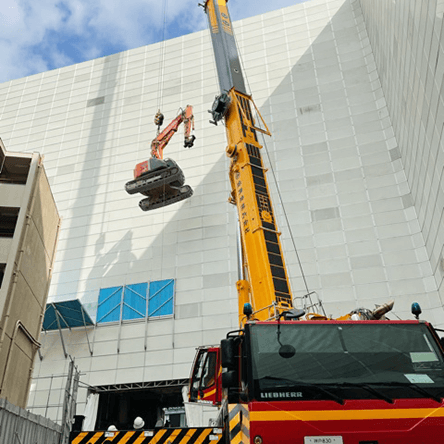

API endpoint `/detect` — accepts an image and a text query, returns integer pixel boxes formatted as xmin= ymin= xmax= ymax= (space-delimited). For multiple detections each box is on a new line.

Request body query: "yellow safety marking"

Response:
xmin=117 ymin=431 xmax=136 ymax=444
xmin=243 ymin=412 xmax=250 ymax=430
xmin=148 ymin=429 xmax=168 ymax=444
xmin=202 ymin=388 xmax=216 ymax=399
xmin=230 ymin=436 xmax=242 ymax=444
xmin=164 ymin=429 xmax=182 ymax=443
xmin=217 ymin=0 xmax=233 ymax=35
xmin=78 ymin=432 xmax=102 ymax=444
xmin=71 ymin=434 xmax=82 ymax=444
xmin=103 ymin=432 xmax=120 ymax=442
xmin=208 ymin=0 xmax=218 ymax=33
xmin=193 ymin=428 xmax=212 ymax=444
xmin=133 ymin=432 xmax=148 ymax=444
xmin=178 ymin=428 xmax=198 ymax=444
xmin=229 ymin=411 xmax=241 ymax=431
xmin=250 ymin=407 xmax=444 ymax=422
xmin=71 ymin=433 xmax=85 ymax=444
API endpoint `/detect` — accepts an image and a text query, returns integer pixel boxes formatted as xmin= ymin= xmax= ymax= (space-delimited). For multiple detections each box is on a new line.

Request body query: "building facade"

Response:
xmin=0 ymin=0 xmax=442 ymax=428
xmin=0 ymin=140 xmax=60 ymax=408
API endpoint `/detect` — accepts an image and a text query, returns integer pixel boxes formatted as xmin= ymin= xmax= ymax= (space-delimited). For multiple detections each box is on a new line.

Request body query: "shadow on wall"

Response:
xmin=53 ymin=0 xmax=364 ymax=318
xmin=53 ymin=0 xmax=432 ymax=326
xmin=54 ymin=53 xmax=123 ymax=301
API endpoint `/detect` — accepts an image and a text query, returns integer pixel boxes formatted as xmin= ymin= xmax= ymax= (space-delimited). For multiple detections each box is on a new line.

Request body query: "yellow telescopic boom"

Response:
xmin=204 ymin=0 xmax=293 ymax=322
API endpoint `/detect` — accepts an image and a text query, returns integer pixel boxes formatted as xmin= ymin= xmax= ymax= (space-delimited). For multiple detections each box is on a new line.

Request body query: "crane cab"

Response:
xmin=184 ymin=346 xmax=222 ymax=427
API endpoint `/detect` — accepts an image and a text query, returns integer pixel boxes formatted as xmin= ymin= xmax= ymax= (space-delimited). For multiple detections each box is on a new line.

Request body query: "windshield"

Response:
xmin=249 ymin=322 xmax=444 ymax=402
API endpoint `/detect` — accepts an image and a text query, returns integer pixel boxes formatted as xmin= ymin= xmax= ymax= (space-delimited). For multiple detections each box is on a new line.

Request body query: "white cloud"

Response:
xmin=0 ymin=0 xmax=308 ymax=83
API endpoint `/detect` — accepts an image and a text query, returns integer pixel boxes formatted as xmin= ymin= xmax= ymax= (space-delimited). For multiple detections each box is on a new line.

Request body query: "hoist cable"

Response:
xmin=157 ymin=0 xmax=169 ymax=113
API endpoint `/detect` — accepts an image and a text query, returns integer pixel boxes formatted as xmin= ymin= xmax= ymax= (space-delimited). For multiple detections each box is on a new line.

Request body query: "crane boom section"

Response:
xmin=204 ymin=0 xmax=293 ymax=321
xmin=205 ymin=0 xmax=246 ymax=94
xmin=226 ymin=90 xmax=293 ymax=321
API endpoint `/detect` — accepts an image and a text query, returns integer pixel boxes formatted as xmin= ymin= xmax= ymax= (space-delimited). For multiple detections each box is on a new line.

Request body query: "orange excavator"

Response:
xmin=125 ymin=106 xmax=195 ymax=211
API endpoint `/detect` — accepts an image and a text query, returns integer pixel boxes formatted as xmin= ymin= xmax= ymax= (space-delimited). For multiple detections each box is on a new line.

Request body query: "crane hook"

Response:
xmin=154 ymin=110 xmax=164 ymax=131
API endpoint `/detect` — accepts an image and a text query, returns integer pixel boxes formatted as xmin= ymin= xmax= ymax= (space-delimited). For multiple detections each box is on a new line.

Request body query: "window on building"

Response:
xmin=96 ymin=286 xmax=123 ymax=323
xmin=0 ymin=264 xmax=6 ymax=288
xmin=0 ymin=155 xmax=30 ymax=184
xmin=123 ymin=283 xmax=148 ymax=321
xmin=148 ymin=279 xmax=174 ymax=318
xmin=0 ymin=207 xmax=20 ymax=238
xmin=96 ymin=280 xmax=174 ymax=324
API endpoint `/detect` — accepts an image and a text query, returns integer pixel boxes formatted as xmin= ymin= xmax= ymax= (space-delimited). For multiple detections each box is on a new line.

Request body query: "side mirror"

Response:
xmin=221 ymin=338 xmax=236 ymax=369
xmin=281 ymin=308 xmax=305 ymax=320
xmin=222 ymin=370 xmax=237 ymax=389
xmin=190 ymin=387 xmax=198 ymax=401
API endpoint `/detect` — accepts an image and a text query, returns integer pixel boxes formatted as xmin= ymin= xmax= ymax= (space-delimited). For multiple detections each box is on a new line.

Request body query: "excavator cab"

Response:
xmin=125 ymin=106 xmax=195 ymax=211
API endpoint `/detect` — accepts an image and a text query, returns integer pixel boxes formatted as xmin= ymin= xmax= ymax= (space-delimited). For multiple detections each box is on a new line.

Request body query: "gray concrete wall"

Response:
xmin=360 ymin=0 xmax=444 ymax=322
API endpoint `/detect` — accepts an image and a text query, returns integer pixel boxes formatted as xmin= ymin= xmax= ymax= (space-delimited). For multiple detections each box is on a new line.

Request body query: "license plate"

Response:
xmin=304 ymin=437 xmax=343 ymax=444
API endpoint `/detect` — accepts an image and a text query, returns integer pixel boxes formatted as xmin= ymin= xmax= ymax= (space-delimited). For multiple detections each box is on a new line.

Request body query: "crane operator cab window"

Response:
xmin=189 ymin=349 xmax=218 ymax=404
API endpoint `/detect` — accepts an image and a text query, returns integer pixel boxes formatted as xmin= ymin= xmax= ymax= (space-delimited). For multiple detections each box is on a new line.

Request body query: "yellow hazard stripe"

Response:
xmin=70 ymin=428 xmax=223 ymax=444
xmin=149 ymin=429 xmax=168 ymax=443
xmin=178 ymin=428 xmax=197 ymax=444
xmin=72 ymin=432 xmax=102 ymax=444
xmin=208 ymin=0 xmax=218 ymax=33
xmin=228 ymin=404 xmax=250 ymax=444
xmin=193 ymin=428 xmax=212 ymax=444
xmin=117 ymin=432 xmax=136 ymax=444
xmin=230 ymin=436 xmax=243 ymax=444
xmin=250 ymin=407 xmax=444 ymax=422
xmin=229 ymin=411 xmax=241 ymax=431
xmin=132 ymin=432 xmax=147 ymax=444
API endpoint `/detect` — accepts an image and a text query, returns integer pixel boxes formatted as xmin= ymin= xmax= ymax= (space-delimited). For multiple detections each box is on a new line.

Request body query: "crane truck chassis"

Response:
xmin=184 ymin=1 xmax=444 ymax=443
xmin=70 ymin=0 xmax=444 ymax=443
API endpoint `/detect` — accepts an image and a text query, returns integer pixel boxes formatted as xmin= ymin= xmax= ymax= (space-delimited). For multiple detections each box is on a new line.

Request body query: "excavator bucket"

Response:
xmin=125 ymin=158 xmax=193 ymax=211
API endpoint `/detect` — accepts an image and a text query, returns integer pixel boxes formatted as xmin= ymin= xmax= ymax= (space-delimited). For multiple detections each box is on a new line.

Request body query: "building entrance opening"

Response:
xmin=94 ymin=380 xmax=187 ymax=430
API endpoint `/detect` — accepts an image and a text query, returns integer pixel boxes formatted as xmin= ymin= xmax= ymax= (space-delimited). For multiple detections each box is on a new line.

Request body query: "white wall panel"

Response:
xmin=0 ymin=0 xmax=441 ymax=422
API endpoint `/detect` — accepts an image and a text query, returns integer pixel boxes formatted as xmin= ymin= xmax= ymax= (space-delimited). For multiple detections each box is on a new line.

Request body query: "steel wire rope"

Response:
xmin=156 ymin=0 xmax=169 ymax=282
xmin=231 ymin=21 xmax=312 ymax=300
xmin=157 ymin=0 xmax=168 ymax=114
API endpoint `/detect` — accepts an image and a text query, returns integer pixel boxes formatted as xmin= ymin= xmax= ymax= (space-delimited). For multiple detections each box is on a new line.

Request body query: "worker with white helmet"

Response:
xmin=107 ymin=425 xmax=118 ymax=432
xmin=133 ymin=416 xmax=145 ymax=430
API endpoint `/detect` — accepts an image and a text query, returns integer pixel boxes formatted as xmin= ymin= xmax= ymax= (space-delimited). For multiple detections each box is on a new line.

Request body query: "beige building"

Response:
xmin=0 ymin=140 xmax=60 ymax=408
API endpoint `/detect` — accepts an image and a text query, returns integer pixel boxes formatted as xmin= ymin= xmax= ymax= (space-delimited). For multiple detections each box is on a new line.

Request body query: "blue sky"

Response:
xmin=0 ymin=0 xmax=308 ymax=83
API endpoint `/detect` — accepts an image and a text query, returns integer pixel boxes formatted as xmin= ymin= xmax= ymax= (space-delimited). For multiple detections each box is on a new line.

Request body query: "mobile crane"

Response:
xmin=70 ymin=1 xmax=444 ymax=443
xmin=185 ymin=1 xmax=444 ymax=443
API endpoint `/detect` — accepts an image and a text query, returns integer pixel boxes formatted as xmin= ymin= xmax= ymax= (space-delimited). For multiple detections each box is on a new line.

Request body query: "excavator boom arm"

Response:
xmin=151 ymin=105 xmax=195 ymax=159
